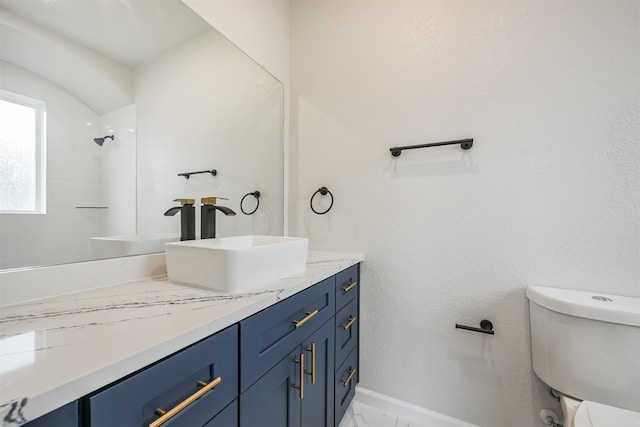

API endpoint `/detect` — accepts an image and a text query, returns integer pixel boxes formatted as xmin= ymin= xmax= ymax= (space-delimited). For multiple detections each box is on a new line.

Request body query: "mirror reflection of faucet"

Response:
xmin=201 ymin=197 xmax=237 ymax=239
xmin=163 ymin=199 xmax=196 ymax=241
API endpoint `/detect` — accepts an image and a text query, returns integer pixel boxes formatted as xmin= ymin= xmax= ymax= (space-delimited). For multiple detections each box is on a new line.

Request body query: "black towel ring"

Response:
xmin=310 ymin=187 xmax=333 ymax=215
xmin=241 ymin=191 xmax=260 ymax=215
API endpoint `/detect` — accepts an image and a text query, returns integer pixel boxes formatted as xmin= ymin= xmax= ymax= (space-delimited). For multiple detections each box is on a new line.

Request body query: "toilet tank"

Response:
xmin=527 ymin=286 xmax=640 ymax=412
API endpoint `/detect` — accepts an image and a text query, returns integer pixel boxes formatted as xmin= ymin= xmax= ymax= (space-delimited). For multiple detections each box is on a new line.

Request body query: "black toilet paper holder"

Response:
xmin=455 ymin=319 xmax=495 ymax=335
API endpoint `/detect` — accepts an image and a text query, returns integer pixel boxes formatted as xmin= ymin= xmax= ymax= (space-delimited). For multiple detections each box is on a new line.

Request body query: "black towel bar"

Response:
xmin=390 ymin=138 xmax=473 ymax=157
xmin=178 ymin=169 xmax=217 ymax=179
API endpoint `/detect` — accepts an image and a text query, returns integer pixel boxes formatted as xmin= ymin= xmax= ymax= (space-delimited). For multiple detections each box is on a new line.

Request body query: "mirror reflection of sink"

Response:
xmin=165 ymin=236 xmax=309 ymax=293
xmin=91 ymin=234 xmax=180 ymax=258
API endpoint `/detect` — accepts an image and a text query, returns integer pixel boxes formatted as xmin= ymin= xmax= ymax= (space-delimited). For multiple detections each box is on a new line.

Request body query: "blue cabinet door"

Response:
xmin=240 ymin=277 xmax=335 ymax=392
xmin=239 ymin=346 xmax=302 ymax=427
xmin=300 ymin=320 xmax=335 ymax=427
xmin=203 ymin=400 xmax=238 ymax=427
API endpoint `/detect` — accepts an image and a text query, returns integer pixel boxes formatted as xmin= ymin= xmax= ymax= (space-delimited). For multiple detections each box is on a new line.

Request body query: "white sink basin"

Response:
xmin=165 ymin=235 xmax=309 ymax=293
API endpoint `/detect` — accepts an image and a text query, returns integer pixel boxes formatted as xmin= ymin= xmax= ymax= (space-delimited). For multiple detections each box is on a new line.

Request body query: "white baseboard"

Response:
xmin=354 ymin=386 xmax=480 ymax=427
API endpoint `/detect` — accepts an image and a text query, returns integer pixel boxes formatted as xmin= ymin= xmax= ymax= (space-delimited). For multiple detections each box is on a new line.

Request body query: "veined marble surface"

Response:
xmin=0 ymin=251 xmax=363 ymax=426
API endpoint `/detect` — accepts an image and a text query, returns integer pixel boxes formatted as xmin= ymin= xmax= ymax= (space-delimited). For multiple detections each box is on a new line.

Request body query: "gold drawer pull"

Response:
xmin=342 ymin=316 xmax=357 ymax=330
xmin=342 ymin=281 xmax=358 ymax=293
xmin=341 ymin=368 xmax=357 ymax=387
xmin=305 ymin=343 xmax=316 ymax=384
xmin=294 ymin=353 xmax=304 ymax=399
xmin=150 ymin=377 xmax=222 ymax=427
xmin=292 ymin=309 xmax=319 ymax=328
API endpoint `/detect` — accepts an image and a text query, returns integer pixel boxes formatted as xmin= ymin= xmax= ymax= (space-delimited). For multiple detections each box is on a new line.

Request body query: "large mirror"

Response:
xmin=0 ymin=0 xmax=284 ymax=270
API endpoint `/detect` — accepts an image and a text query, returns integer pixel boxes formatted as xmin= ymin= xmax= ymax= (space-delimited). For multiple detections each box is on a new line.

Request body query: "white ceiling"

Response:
xmin=0 ymin=0 xmax=214 ymax=114
xmin=0 ymin=0 xmax=212 ymax=67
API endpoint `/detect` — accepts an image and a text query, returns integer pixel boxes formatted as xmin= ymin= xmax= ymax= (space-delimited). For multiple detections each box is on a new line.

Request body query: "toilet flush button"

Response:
xmin=592 ymin=296 xmax=613 ymax=302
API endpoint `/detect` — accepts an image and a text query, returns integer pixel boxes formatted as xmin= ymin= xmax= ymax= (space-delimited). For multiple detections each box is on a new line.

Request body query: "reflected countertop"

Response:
xmin=0 ymin=251 xmax=363 ymax=425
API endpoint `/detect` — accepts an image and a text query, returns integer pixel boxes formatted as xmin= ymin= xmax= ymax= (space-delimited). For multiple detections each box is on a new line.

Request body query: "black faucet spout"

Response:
xmin=201 ymin=198 xmax=236 ymax=239
xmin=164 ymin=199 xmax=195 ymax=241
xmin=163 ymin=207 xmax=181 ymax=216
xmin=214 ymin=206 xmax=236 ymax=216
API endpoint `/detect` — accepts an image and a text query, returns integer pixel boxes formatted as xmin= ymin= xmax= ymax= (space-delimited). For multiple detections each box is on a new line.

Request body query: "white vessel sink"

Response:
xmin=165 ymin=235 xmax=309 ymax=293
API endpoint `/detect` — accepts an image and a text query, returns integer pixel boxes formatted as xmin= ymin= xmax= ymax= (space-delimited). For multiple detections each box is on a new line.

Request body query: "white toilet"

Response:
xmin=527 ymin=286 xmax=640 ymax=427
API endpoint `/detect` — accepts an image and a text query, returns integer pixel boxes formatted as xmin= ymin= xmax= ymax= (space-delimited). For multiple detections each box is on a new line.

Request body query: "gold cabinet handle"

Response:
xmin=342 ymin=281 xmax=358 ymax=293
xmin=293 ymin=353 xmax=304 ymax=399
xmin=342 ymin=315 xmax=357 ymax=330
xmin=305 ymin=343 xmax=316 ymax=384
xmin=341 ymin=368 xmax=357 ymax=387
xmin=149 ymin=377 xmax=222 ymax=427
xmin=292 ymin=309 xmax=319 ymax=328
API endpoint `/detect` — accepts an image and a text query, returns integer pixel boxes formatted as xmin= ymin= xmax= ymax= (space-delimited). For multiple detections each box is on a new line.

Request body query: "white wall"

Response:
xmin=135 ymin=30 xmax=284 ymax=238
xmin=0 ymin=62 xmax=106 ymax=268
xmin=183 ymin=0 xmax=291 ymax=233
xmin=182 ymin=0 xmax=290 ymax=85
xmin=290 ymin=2 xmax=639 ymax=426
xmin=99 ymin=104 xmax=137 ymax=236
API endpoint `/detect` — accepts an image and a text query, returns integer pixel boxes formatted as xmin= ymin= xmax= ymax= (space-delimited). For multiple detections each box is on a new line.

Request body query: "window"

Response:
xmin=0 ymin=90 xmax=46 ymax=214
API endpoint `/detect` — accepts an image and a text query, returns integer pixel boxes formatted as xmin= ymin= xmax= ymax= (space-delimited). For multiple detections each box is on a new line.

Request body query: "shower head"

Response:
xmin=93 ymin=135 xmax=114 ymax=146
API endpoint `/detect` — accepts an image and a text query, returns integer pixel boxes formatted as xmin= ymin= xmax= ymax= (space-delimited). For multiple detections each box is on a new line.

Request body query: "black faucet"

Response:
xmin=201 ymin=197 xmax=236 ymax=239
xmin=164 ymin=198 xmax=196 ymax=241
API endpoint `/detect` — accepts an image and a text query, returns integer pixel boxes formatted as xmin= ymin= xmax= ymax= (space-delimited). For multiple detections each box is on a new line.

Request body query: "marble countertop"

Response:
xmin=0 ymin=251 xmax=363 ymax=426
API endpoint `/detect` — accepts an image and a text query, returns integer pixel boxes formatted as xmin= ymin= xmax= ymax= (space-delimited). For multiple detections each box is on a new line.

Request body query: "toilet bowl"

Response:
xmin=526 ymin=286 xmax=640 ymax=427
xmin=561 ymin=395 xmax=640 ymax=427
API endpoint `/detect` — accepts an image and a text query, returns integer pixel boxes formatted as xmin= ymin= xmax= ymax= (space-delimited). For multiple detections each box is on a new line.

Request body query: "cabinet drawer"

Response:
xmin=335 ymin=264 xmax=359 ymax=312
xmin=240 ymin=277 xmax=335 ymax=392
xmin=335 ymin=297 xmax=359 ymax=369
xmin=89 ymin=325 xmax=238 ymax=427
xmin=335 ymin=347 xmax=358 ymax=426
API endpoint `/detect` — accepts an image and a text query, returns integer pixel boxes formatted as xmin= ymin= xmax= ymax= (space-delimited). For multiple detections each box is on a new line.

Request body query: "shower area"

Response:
xmin=0 ymin=60 xmax=137 ymax=269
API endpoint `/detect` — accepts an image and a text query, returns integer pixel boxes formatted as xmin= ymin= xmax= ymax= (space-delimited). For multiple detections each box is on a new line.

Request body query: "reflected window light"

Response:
xmin=0 ymin=332 xmax=36 ymax=375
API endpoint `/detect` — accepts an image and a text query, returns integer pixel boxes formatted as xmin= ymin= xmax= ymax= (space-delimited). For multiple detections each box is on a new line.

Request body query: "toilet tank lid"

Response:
xmin=526 ymin=286 xmax=640 ymax=327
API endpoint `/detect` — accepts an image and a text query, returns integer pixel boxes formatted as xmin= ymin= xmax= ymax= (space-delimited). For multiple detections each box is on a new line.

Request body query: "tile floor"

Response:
xmin=339 ymin=400 xmax=428 ymax=427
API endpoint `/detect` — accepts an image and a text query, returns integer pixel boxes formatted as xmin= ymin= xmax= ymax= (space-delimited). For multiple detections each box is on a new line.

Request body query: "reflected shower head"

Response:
xmin=93 ymin=135 xmax=114 ymax=146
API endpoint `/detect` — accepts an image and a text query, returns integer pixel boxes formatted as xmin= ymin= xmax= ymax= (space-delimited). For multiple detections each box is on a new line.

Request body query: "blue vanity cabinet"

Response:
xmin=20 ymin=262 xmax=362 ymax=427
xmin=239 ymin=275 xmax=338 ymax=427
xmin=239 ymin=320 xmax=334 ymax=427
xmin=239 ymin=276 xmax=336 ymax=392
xmin=334 ymin=263 xmax=360 ymax=425
xmin=88 ymin=325 xmax=238 ymax=427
